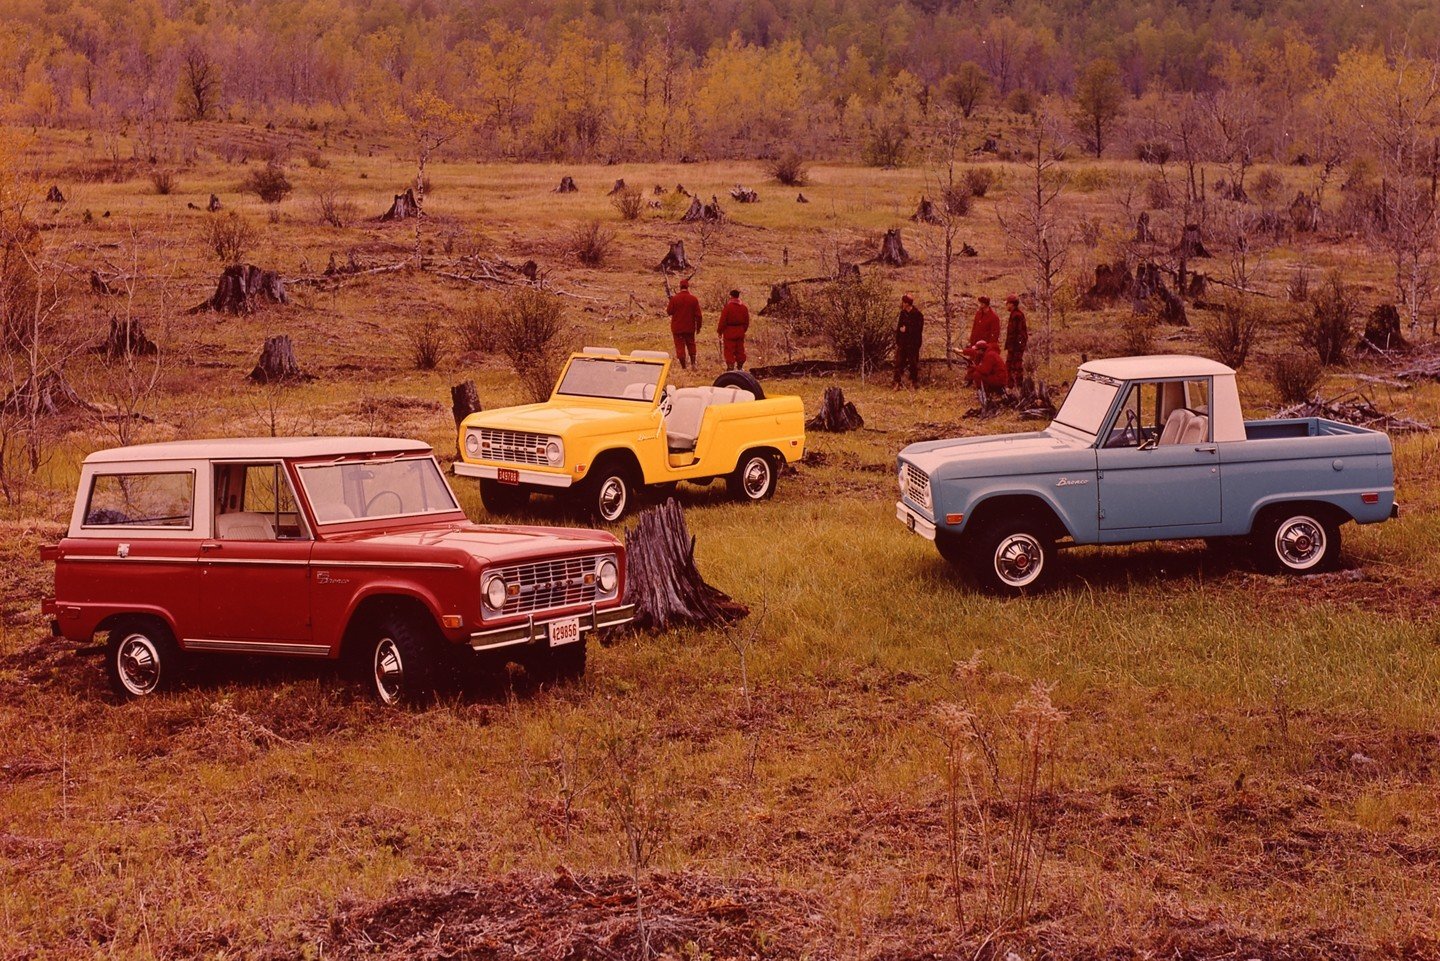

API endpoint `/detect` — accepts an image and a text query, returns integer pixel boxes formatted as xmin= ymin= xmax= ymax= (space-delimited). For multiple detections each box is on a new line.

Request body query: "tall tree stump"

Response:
xmin=910 ymin=197 xmax=942 ymax=224
xmin=207 ymin=193 xmax=222 ymax=212
xmin=806 ymin=386 xmax=864 ymax=432
xmin=379 ymin=188 xmax=420 ymax=221
xmin=248 ymin=335 xmax=311 ymax=383
xmin=554 ymin=176 xmax=578 ymax=193
xmin=623 ymin=499 xmax=748 ymax=631
xmin=607 ymin=178 xmax=627 ymax=196
xmin=1361 ymin=305 xmax=1406 ymax=352
xmin=657 ymin=241 xmax=689 ymax=272
xmin=99 ymin=317 xmax=158 ymax=358
xmin=1133 ymin=262 xmax=1187 ymax=326
xmin=193 ymin=265 xmax=289 ymax=314
xmin=761 ymin=282 xmax=799 ymax=317
xmin=797 ymin=193 xmax=809 ymax=204
xmin=1083 ymin=262 xmax=1133 ymax=307
xmin=1175 ymin=223 xmax=1211 ymax=259
xmin=681 ymin=196 xmax=724 ymax=222
xmin=873 ymin=228 xmax=910 ymax=266
xmin=450 ymin=380 xmax=482 ymax=454
xmin=676 ymin=184 xmax=690 ymax=197
xmin=46 ymin=185 xmax=65 ymax=203
xmin=1134 ymin=211 xmax=1153 ymax=242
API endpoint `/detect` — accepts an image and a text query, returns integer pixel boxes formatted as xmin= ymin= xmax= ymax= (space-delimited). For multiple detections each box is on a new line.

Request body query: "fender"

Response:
xmin=330 ymin=581 xmax=450 ymax=654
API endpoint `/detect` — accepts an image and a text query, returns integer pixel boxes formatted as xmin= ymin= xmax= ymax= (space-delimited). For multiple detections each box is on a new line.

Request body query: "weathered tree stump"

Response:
xmin=623 ymin=499 xmax=748 ymax=631
xmin=836 ymin=261 xmax=861 ymax=280
xmin=960 ymin=243 xmax=978 ymax=257
xmin=910 ymin=197 xmax=942 ymax=224
xmin=1134 ymin=211 xmax=1153 ymax=243
xmin=1361 ymin=304 xmax=1407 ymax=352
xmin=248 ymin=335 xmax=311 ymax=384
xmin=761 ymin=282 xmax=800 ymax=317
xmin=729 ymin=185 xmax=758 ymax=203
xmin=207 ymin=193 xmax=222 ymax=212
xmin=607 ymin=178 xmax=627 ymax=196
xmin=193 ymin=264 xmax=289 ymax=314
xmin=653 ymin=184 xmax=667 ymax=195
xmin=796 ymin=192 xmax=809 ymax=204
xmin=1 ymin=370 xmax=94 ymax=416
xmin=676 ymin=184 xmax=690 ymax=197
xmin=681 ymin=196 xmax=724 ymax=222
xmin=1133 ymin=262 xmax=1187 ymax=325
xmin=806 ymin=386 xmax=864 ymax=432
xmin=379 ymin=188 xmax=420 ymax=221
xmin=1187 ymin=272 xmax=1208 ymax=298
xmin=98 ymin=317 xmax=158 ymax=358
xmin=46 ymin=185 xmax=65 ymax=203
xmin=657 ymin=241 xmax=689 ymax=272
xmin=449 ymin=381 xmax=482 ymax=455
xmin=89 ymin=270 xmax=120 ymax=296
xmin=1175 ymin=223 xmax=1211 ymax=259
xmin=1083 ymin=262 xmax=1134 ymax=307
xmin=1289 ymin=192 xmax=1318 ymax=233
xmin=873 ymin=228 xmax=910 ymax=266
xmin=554 ymin=176 xmax=578 ymax=194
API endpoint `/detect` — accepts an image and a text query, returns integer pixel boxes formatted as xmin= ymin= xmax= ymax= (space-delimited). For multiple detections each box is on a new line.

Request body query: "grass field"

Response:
xmin=2 ymin=125 xmax=1438 ymax=959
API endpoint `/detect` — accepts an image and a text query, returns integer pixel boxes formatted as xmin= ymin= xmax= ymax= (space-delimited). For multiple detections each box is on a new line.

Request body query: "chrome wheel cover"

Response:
xmin=1275 ymin=515 xmax=1326 ymax=570
xmin=373 ymin=637 xmax=404 ymax=705
xmin=741 ymin=457 xmax=772 ymax=498
xmin=598 ymin=476 xmax=627 ymax=521
xmin=116 ymin=633 xmax=162 ymax=696
xmin=994 ymin=533 xmax=1045 ymax=588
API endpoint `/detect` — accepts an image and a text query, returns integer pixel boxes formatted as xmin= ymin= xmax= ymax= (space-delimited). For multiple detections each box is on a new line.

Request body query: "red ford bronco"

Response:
xmin=41 ymin=437 xmax=634 ymax=704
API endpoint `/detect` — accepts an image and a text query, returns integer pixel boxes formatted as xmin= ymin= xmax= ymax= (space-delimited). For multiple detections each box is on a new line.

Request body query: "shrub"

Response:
xmin=407 ymin=317 xmax=448 ymax=370
xmin=303 ymin=150 xmax=329 ymax=169
xmin=313 ymin=186 xmax=357 ymax=228
xmin=766 ymin=150 xmax=809 ymax=187
xmin=1200 ymin=298 xmax=1261 ymax=368
xmin=453 ymin=296 xmax=499 ymax=353
xmin=149 ymin=169 xmax=177 ymax=195
xmin=1146 ymin=177 xmax=1174 ymax=210
xmin=242 ymin=161 xmax=292 ymax=204
xmin=610 ymin=185 xmax=643 ymax=221
xmin=942 ymin=184 xmax=973 ymax=216
xmin=1301 ymin=272 xmax=1355 ymax=365
xmin=489 ymin=288 xmax=576 ymax=402
xmin=1120 ymin=315 xmax=1157 ymax=355
xmin=1135 ymin=139 xmax=1173 ymax=164
xmin=1288 ymin=264 xmax=1312 ymax=303
xmin=1005 ymin=88 xmax=1036 ymax=116
xmin=962 ymin=166 xmax=995 ymax=198
xmin=864 ymin=121 xmax=908 ymax=168
xmin=1070 ymin=166 xmax=1111 ymax=192
xmin=1268 ymin=352 xmax=1323 ymax=404
xmin=200 ymin=211 xmax=259 ymax=265
xmin=802 ymin=273 xmax=895 ymax=371
xmin=571 ymin=220 xmax=615 ymax=265
xmin=1251 ymin=168 xmax=1284 ymax=204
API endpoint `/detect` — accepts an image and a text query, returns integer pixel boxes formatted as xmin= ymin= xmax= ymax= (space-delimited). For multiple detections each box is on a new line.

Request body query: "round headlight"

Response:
xmin=597 ymin=558 xmax=619 ymax=593
xmin=546 ymin=440 xmax=562 ymax=465
xmin=484 ymin=576 xmax=508 ymax=610
xmin=464 ymin=432 xmax=480 ymax=456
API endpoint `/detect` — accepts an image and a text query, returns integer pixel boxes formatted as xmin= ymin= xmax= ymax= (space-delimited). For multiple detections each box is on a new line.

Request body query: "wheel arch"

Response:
xmin=338 ymin=591 xmax=444 ymax=663
xmin=588 ymin=446 xmax=645 ymax=484
xmin=732 ymin=444 xmax=785 ymax=475
xmin=963 ymin=492 xmax=1072 ymax=542
xmin=1248 ymin=498 xmax=1353 ymax=536
xmin=94 ymin=609 xmax=180 ymax=643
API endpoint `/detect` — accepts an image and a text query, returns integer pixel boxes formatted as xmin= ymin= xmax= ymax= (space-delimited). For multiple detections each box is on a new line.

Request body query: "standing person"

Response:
xmin=892 ymin=293 xmax=924 ymax=389
xmin=968 ymin=295 xmax=1001 ymax=348
xmin=965 ymin=340 xmax=1009 ymax=391
xmin=717 ymin=289 xmax=750 ymax=371
xmin=1004 ymin=294 xmax=1028 ymax=387
xmin=666 ymin=278 xmax=702 ymax=369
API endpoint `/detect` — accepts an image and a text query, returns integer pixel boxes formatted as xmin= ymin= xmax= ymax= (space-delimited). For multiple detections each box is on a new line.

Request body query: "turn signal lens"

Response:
xmin=945 ymin=513 xmax=964 ymax=525
xmin=441 ymin=614 xmax=463 ymax=629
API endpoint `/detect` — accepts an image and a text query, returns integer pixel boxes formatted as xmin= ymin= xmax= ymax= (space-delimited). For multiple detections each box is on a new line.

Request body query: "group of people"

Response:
xmin=666 ymin=280 xmax=751 ymax=372
xmin=892 ymin=292 xmax=1028 ymax=392
xmin=666 ymin=279 xmax=1029 ymax=394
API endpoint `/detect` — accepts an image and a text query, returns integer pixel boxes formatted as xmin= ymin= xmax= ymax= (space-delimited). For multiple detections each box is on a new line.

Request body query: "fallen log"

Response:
xmin=806 ymin=386 xmax=864 ymax=432
xmin=1276 ymin=390 xmax=1431 ymax=433
xmin=623 ymin=499 xmax=748 ymax=631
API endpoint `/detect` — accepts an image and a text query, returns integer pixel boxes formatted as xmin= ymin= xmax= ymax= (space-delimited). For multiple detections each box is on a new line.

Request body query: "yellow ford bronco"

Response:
xmin=455 ymin=348 xmax=806 ymax=521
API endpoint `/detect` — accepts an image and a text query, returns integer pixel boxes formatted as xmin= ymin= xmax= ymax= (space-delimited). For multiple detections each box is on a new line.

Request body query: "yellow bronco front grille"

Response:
xmin=477 ymin=429 xmax=551 ymax=466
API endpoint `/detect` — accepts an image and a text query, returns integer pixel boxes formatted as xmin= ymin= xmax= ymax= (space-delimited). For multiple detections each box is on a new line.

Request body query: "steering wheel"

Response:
xmin=1120 ymin=409 xmax=1139 ymax=447
xmin=659 ymin=386 xmax=673 ymax=418
xmin=364 ymin=490 xmax=403 ymax=517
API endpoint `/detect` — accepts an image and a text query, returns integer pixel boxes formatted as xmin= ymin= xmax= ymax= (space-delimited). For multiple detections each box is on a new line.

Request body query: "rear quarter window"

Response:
xmin=84 ymin=471 xmax=195 ymax=528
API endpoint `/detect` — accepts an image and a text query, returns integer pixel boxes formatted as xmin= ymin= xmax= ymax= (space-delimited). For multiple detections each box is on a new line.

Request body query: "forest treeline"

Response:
xmin=2 ymin=0 xmax=1439 ymax=163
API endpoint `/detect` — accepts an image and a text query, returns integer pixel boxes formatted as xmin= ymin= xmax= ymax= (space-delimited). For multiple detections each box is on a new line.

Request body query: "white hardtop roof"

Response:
xmin=84 ymin=437 xmax=433 ymax=464
xmin=1080 ymin=355 xmax=1235 ymax=380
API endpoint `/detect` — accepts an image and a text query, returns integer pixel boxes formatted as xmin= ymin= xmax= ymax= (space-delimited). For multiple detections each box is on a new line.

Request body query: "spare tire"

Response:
xmin=713 ymin=369 xmax=765 ymax=399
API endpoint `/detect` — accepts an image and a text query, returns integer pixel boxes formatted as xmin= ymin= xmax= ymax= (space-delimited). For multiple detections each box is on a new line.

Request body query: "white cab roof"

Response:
xmin=1080 ymin=355 xmax=1235 ymax=380
xmin=84 ymin=437 xmax=433 ymax=464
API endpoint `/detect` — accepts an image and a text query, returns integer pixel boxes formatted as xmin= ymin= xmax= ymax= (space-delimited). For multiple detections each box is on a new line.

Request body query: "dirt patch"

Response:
xmin=305 ymin=869 xmax=825 ymax=960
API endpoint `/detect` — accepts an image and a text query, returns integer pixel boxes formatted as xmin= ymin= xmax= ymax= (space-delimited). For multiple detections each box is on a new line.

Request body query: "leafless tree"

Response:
xmin=998 ymin=113 xmax=1072 ymax=369
xmin=181 ymin=44 xmax=222 ymax=122
xmin=92 ymin=224 xmax=175 ymax=448
xmin=924 ymin=109 xmax=969 ymax=364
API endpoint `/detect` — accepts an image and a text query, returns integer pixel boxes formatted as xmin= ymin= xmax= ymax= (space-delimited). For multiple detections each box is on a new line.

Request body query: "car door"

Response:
xmin=1096 ymin=378 xmax=1222 ymax=531
xmin=195 ymin=462 xmax=318 ymax=652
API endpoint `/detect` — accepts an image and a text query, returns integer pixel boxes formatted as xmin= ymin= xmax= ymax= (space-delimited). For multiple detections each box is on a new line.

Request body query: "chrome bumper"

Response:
xmin=468 ymin=602 xmax=636 ymax=652
xmin=896 ymin=500 xmax=937 ymax=541
xmin=452 ymin=461 xmax=574 ymax=489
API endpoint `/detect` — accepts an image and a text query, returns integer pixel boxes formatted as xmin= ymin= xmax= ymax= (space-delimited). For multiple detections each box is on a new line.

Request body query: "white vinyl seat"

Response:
xmin=665 ymin=386 xmax=755 ymax=451
xmin=1180 ymin=413 xmax=1209 ymax=444
xmin=622 ymin=382 xmax=658 ymax=400
xmin=1158 ymin=408 xmax=1192 ymax=446
xmin=215 ymin=511 xmax=276 ymax=540
xmin=313 ymin=502 xmax=355 ymax=523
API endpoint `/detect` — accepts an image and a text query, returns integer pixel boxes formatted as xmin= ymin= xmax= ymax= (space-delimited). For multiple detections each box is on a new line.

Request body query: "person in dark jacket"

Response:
xmin=717 ymin=289 xmax=750 ymax=370
xmin=667 ymin=279 xmax=702 ymax=369
xmin=965 ymin=340 xmax=1009 ymax=391
xmin=1004 ymin=294 xmax=1028 ymax=387
xmin=969 ymin=295 xmax=1001 ymax=347
xmin=892 ymin=293 xmax=924 ymax=388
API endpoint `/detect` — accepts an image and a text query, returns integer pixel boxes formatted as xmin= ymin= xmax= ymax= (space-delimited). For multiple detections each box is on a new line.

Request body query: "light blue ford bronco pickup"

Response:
xmin=896 ymin=355 xmax=1398 ymax=593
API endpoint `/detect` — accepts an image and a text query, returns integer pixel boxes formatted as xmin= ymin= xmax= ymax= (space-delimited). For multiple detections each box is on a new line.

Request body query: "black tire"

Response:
xmin=1253 ymin=509 xmax=1341 ymax=574
xmin=105 ymin=616 xmax=182 ymax=699
xmin=479 ymin=479 xmax=531 ymax=516
xmin=935 ymin=532 xmax=967 ymax=566
xmin=579 ymin=460 xmax=635 ymax=523
xmin=726 ymin=450 xmax=779 ymax=502
xmin=713 ymin=369 xmax=765 ymax=399
xmin=967 ymin=518 xmax=1056 ymax=596
xmin=364 ymin=610 xmax=440 ymax=707
xmin=526 ymin=639 xmax=587 ymax=686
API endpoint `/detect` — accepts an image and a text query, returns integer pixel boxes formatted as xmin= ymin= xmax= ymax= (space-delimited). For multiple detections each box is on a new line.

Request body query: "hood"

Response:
xmin=468 ymin=400 xmax=651 ymax=434
xmin=327 ymin=521 xmax=621 ymax=565
xmin=901 ymin=428 xmax=1094 ymax=478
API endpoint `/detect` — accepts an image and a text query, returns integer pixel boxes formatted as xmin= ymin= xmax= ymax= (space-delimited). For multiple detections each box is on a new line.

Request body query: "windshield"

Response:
xmin=555 ymin=357 xmax=663 ymax=401
xmin=1054 ymin=372 xmax=1121 ymax=436
xmin=296 ymin=456 xmax=460 ymax=524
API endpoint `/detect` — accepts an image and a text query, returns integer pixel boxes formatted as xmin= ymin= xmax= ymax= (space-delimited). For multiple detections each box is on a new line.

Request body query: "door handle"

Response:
xmin=200 ymin=541 xmax=223 ymax=552
xmin=1195 ymin=445 xmax=1217 ymax=453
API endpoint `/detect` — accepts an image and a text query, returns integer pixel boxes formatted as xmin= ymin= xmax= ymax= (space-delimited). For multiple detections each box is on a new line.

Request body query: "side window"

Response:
xmin=214 ymin=464 xmax=308 ymax=540
xmin=85 ymin=472 xmax=194 ymax=528
xmin=1105 ymin=382 xmax=1159 ymax=448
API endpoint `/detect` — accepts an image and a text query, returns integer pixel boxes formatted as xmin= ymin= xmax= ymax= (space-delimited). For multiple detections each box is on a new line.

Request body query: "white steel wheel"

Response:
xmin=115 ymin=633 xmax=163 ymax=696
xmin=105 ymin=617 xmax=182 ymax=699
xmin=372 ymin=637 xmax=405 ymax=706
xmin=594 ymin=473 xmax=630 ymax=523
xmin=993 ymin=532 xmax=1046 ymax=588
xmin=729 ymin=452 xmax=777 ymax=502
xmin=1267 ymin=513 xmax=1338 ymax=573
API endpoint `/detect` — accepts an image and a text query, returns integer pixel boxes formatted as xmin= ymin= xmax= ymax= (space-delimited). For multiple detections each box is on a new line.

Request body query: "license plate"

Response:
xmin=497 ymin=468 xmax=520 ymax=485
xmin=548 ymin=618 xmax=581 ymax=647
xmin=906 ymin=512 xmax=916 ymax=531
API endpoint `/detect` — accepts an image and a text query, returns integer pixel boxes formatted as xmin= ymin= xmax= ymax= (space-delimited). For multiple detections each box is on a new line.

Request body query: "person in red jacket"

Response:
xmin=717 ymin=289 xmax=751 ymax=371
xmin=965 ymin=340 xmax=1009 ymax=391
xmin=666 ymin=278 xmax=702 ymax=369
xmin=1004 ymin=294 xmax=1028 ymax=387
xmin=968 ymin=295 xmax=1001 ymax=347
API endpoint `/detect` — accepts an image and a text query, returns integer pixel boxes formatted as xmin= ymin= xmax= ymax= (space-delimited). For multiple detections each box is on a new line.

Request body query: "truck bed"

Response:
xmin=1243 ymin=417 xmax=1376 ymax=440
